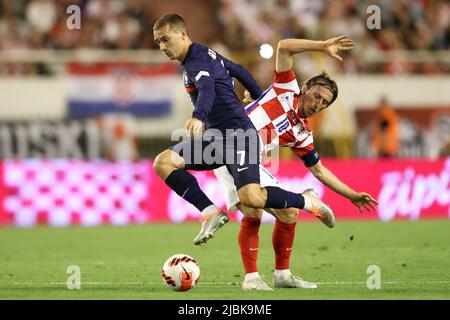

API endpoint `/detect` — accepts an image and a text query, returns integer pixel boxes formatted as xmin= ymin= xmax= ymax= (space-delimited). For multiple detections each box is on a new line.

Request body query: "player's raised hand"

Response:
xmin=351 ymin=192 xmax=378 ymax=213
xmin=183 ymin=118 xmax=205 ymax=137
xmin=322 ymin=35 xmax=354 ymax=62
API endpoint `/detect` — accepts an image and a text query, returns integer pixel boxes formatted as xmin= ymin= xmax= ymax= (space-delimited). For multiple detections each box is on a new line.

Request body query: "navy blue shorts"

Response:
xmin=170 ymin=129 xmax=260 ymax=190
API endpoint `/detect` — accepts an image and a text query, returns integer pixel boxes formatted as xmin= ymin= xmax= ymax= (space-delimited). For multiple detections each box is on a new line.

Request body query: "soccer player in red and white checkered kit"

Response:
xmin=214 ymin=36 xmax=378 ymax=290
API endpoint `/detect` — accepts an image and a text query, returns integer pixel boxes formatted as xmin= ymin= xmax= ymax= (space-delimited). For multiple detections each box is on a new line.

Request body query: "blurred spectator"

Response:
xmin=97 ymin=114 xmax=138 ymax=162
xmin=26 ymin=0 xmax=57 ymax=34
xmin=86 ymin=0 xmax=124 ymax=22
xmin=103 ymin=11 xmax=140 ymax=49
xmin=370 ymin=97 xmax=400 ymax=158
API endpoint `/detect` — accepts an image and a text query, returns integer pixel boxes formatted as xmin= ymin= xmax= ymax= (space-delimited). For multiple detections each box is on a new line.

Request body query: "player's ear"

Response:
xmin=181 ymin=29 xmax=187 ymax=40
xmin=300 ymin=82 xmax=308 ymax=93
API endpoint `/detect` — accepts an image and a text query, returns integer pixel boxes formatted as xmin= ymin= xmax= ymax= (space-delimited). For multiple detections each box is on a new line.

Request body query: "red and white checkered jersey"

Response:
xmin=244 ymin=69 xmax=314 ymax=158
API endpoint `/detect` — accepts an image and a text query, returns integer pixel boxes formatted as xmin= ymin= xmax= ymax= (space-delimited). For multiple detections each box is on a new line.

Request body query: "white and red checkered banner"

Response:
xmin=0 ymin=158 xmax=448 ymax=227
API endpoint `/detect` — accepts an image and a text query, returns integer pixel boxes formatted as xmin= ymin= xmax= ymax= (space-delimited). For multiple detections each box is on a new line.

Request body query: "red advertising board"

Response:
xmin=0 ymin=158 xmax=448 ymax=227
xmin=0 ymin=161 xmax=5 ymax=225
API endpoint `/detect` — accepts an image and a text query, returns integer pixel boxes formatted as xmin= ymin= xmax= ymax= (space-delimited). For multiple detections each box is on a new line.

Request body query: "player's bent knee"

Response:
xmin=153 ymin=150 xmax=183 ymax=178
xmin=239 ymin=204 xmax=263 ymax=219
xmin=152 ymin=152 xmax=167 ymax=175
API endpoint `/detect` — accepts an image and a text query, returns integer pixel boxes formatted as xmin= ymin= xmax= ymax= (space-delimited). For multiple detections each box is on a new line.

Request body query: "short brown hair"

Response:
xmin=153 ymin=13 xmax=187 ymax=32
xmin=304 ymin=72 xmax=338 ymax=107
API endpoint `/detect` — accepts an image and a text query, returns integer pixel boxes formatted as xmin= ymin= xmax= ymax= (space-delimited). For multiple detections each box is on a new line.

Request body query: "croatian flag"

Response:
xmin=67 ymin=62 xmax=179 ymax=118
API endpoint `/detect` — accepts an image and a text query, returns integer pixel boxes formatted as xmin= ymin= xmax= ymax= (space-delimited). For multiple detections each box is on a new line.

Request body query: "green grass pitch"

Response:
xmin=0 ymin=220 xmax=449 ymax=299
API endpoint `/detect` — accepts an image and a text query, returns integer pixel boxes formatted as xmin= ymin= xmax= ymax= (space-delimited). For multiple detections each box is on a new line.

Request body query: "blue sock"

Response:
xmin=165 ymin=170 xmax=213 ymax=212
xmin=264 ymin=186 xmax=305 ymax=209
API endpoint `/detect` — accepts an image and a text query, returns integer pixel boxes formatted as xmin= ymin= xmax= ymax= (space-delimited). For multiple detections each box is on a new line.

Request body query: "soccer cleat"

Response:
xmin=273 ymin=274 xmax=317 ymax=289
xmin=242 ymin=278 xmax=274 ymax=291
xmin=193 ymin=210 xmax=230 ymax=245
xmin=302 ymin=188 xmax=336 ymax=228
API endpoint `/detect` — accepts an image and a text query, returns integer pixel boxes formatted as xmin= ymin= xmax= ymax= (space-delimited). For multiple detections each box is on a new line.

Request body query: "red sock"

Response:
xmin=238 ymin=217 xmax=261 ymax=274
xmin=272 ymin=219 xmax=296 ymax=270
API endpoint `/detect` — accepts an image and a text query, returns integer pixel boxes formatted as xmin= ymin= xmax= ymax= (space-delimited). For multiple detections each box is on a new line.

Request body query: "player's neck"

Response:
xmin=179 ymin=39 xmax=193 ymax=63
xmin=297 ymin=97 xmax=307 ymax=119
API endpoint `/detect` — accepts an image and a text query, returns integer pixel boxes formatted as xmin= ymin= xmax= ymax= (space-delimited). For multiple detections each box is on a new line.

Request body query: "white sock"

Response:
xmin=274 ymin=269 xmax=291 ymax=281
xmin=245 ymin=272 xmax=260 ymax=282
xmin=303 ymin=194 xmax=312 ymax=211
xmin=201 ymin=204 xmax=220 ymax=217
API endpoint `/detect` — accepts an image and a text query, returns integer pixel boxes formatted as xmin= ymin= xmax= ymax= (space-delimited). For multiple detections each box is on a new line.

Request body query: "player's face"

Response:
xmin=154 ymin=25 xmax=186 ymax=61
xmin=299 ymin=85 xmax=333 ymax=118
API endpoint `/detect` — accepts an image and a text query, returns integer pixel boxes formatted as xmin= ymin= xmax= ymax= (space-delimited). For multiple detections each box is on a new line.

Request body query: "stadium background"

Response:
xmin=0 ymin=0 xmax=449 ymax=300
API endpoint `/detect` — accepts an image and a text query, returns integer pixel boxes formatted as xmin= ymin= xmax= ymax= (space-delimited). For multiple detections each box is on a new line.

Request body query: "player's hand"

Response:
xmin=351 ymin=192 xmax=378 ymax=213
xmin=183 ymin=118 xmax=205 ymax=137
xmin=243 ymin=90 xmax=254 ymax=104
xmin=322 ymin=36 xmax=354 ymax=62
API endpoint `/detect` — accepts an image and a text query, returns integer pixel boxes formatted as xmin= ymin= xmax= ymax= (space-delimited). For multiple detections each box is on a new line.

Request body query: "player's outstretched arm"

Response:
xmin=308 ymin=160 xmax=377 ymax=213
xmin=223 ymin=58 xmax=262 ymax=100
xmin=276 ymin=36 xmax=354 ymax=72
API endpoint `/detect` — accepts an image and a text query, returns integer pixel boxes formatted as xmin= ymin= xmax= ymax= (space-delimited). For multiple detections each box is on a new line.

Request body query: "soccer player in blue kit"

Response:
xmin=152 ymin=14 xmax=334 ymax=245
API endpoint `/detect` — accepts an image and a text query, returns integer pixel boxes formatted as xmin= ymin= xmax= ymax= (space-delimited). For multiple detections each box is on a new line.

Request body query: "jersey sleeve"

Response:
xmin=223 ymin=58 xmax=262 ymax=99
xmin=272 ymin=69 xmax=300 ymax=94
xmin=186 ymin=57 xmax=216 ymax=122
xmin=290 ymin=135 xmax=320 ymax=167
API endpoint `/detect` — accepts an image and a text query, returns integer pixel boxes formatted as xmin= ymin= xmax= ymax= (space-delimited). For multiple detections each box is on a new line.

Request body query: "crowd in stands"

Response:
xmin=220 ymin=0 xmax=450 ymax=52
xmin=0 ymin=0 xmax=448 ymax=77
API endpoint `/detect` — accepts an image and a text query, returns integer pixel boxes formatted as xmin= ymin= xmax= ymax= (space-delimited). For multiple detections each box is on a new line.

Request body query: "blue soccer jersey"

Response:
xmin=182 ymin=43 xmax=262 ymax=133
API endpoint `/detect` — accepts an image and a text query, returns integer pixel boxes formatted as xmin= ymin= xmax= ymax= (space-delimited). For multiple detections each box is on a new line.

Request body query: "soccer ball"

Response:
xmin=162 ymin=254 xmax=200 ymax=291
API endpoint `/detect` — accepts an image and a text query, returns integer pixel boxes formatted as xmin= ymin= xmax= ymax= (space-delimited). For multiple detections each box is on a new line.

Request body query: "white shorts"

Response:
xmin=213 ymin=164 xmax=282 ymax=212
